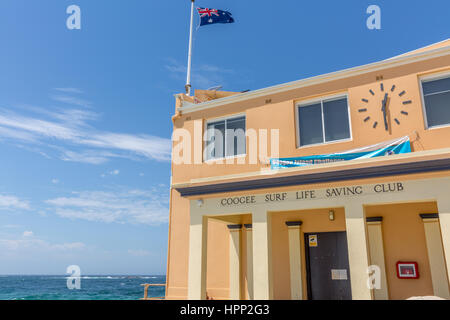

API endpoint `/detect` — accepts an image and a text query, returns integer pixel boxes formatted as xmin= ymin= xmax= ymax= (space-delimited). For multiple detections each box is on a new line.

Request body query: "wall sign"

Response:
xmin=331 ymin=269 xmax=348 ymax=280
xmin=308 ymin=235 xmax=318 ymax=247
xmin=396 ymin=261 xmax=419 ymax=279
xmin=219 ymin=182 xmax=405 ymax=207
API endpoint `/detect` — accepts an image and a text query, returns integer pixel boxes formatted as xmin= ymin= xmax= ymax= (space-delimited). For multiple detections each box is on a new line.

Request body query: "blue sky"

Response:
xmin=0 ymin=0 xmax=448 ymax=275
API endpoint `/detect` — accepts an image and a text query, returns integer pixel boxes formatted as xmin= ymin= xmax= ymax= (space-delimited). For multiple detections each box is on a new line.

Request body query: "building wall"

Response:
xmin=171 ymin=56 xmax=450 ymax=184
xmin=165 ymin=189 xmax=189 ymax=299
xmin=206 ymin=219 xmax=230 ymax=300
xmin=270 ymin=208 xmax=347 ymax=300
xmin=366 ymin=201 xmax=438 ymax=299
xmin=166 ymin=171 xmax=450 ymax=299
xmin=166 ymin=48 xmax=450 ymax=300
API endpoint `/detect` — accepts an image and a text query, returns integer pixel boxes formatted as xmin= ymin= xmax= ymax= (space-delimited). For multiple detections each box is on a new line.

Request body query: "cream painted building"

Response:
xmin=165 ymin=39 xmax=450 ymax=300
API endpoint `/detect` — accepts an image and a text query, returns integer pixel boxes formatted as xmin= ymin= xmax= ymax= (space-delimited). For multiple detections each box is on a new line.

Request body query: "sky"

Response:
xmin=0 ymin=0 xmax=448 ymax=275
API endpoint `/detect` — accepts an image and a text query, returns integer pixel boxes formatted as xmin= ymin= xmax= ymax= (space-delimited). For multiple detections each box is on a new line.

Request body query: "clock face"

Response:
xmin=358 ymin=82 xmax=411 ymax=133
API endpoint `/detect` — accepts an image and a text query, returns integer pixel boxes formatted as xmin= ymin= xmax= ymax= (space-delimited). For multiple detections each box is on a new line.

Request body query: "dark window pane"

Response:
xmin=423 ymin=77 xmax=450 ymax=96
xmin=226 ymin=117 xmax=246 ymax=157
xmin=424 ymin=91 xmax=450 ymax=127
xmin=323 ymin=98 xmax=350 ymax=142
xmin=298 ymin=103 xmax=323 ymax=146
xmin=206 ymin=121 xmax=225 ymax=159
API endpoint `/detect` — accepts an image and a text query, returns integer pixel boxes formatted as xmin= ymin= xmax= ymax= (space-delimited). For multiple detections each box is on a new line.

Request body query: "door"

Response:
xmin=304 ymin=231 xmax=352 ymax=300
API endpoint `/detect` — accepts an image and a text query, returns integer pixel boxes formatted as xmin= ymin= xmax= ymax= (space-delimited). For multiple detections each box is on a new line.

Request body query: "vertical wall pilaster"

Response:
xmin=244 ymin=224 xmax=254 ymax=300
xmin=187 ymin=213 xmax=208 ymax=300
xmin=286 ymin=221 xmax=303 ymax=300
xmin=228 ymin=224 xmax=242 ymax=300
xmin=366 ymin=217 xmax=389 ymax=300
xmin=437 ymin=198 xmax=450 ymax=294
xmin=345 ymin=203 xmax=373 ymax=300
xmin=252 ymin=208 xmax=273 ymax=300
xmin=420 ymin=213 xmax=450 ymax=299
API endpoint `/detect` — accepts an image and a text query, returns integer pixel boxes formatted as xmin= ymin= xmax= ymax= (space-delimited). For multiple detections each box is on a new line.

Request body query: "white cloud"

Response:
xmin=165 ymin=58 xmax=234 ymax=89
xmin=45 ymin=186 xmax=169 ymax=225
xmin=101 ymin=169 xmax=121 ymax=178
xmin=51 ymin=95 xmax=92 ymax=107
xmin=0 ymin=194 xmax=30 ymax=210
xmin=0 ymin=238 xmax=85 ymax=252
xmin=51 ymin=179 xmax=59 ymax=184
xmin=22 ymin=231 xmax=33 ymax=237
xmin=61 ymin=150 xmax=110 ymax=165
xmin=0 ymin=107 xmax=171 ymax=164
xmin=53 ymin=88 xmax=84 ymax=94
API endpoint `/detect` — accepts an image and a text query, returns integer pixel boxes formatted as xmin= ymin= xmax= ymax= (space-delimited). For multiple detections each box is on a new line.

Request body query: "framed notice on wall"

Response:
xmin=396 ymin=262 xmax=419 ymax=279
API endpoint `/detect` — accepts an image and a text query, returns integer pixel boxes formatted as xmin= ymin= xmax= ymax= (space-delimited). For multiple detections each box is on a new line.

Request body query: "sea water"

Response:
xmin=0 ymin=275 xmax=166 ymax=300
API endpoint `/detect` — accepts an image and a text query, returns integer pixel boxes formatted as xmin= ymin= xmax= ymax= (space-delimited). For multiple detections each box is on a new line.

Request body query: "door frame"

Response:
xmin=304 ymin=231 xmax=351 ymax=300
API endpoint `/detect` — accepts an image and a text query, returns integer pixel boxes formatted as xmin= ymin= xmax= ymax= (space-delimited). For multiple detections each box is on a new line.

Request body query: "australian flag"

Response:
xmin=197 ymin=7 xmax=234 ymax=27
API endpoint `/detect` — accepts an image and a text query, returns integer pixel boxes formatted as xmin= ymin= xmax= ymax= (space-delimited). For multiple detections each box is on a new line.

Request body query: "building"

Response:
xmin=165 ymin=39 xmax=450 ymax=300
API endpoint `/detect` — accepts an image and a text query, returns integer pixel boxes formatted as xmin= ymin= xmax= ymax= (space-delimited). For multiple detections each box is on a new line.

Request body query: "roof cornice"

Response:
xmin=174 ymin=158 xmax=450 ymax=197
xmin=179 ymin=45 xmax=450 ymax=115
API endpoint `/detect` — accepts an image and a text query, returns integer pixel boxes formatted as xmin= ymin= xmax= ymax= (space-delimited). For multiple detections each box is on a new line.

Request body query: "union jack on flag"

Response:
xmin=197 ymin=7 xmax=234 ymax=27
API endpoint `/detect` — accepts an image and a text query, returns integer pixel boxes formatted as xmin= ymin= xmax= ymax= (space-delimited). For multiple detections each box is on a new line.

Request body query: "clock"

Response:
xmin=358 ymin=82 xmax=411 ymax=133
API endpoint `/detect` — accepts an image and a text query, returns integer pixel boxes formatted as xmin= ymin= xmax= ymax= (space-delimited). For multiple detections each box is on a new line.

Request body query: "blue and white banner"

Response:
xmin=270 ymin=136 xmax=411 ymax=170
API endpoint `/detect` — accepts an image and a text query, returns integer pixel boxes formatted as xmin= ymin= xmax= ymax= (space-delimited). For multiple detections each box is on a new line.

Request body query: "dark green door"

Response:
xmin=304 ymin=232 xmax=352 ymax=300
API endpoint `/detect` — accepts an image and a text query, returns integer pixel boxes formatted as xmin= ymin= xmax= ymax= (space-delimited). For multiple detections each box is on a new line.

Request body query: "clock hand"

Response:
xmin=382 ymin=93 xmax=388 ymax=131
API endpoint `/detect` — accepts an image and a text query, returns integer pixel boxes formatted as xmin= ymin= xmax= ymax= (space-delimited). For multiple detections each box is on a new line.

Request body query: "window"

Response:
xmin=205 ymin=116 xmax=246 ymax=160
xmin=297 ymin=97 xmax=351 ymax=147
xmin=422 ymin=75 xmax=450 ymax=128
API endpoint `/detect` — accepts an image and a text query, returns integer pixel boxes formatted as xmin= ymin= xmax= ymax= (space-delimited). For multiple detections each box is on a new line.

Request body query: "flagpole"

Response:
xmin=185 ymin=0 xmax=195 ymax=96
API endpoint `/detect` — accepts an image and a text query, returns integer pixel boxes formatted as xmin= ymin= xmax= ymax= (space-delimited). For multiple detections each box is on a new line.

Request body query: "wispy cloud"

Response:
xmin=45 ymin=186 xmax=169 ymax=225
xmin=61 ymin=150 xmax=111 ymax=165
xmin=53 ymin=87 xmax=84 ymax=94
xmin=0 ymin=106 xmax=171 ymax=164
xmin=101 ymin=169 xmax=120 ymax=178
xmin=0 ymin=194 xmax=30 ymax=210
xmin=50 ymin=95 xmax=93 ymax=108
xmin=0 ymin=237 xmax=85 ymax=252
xmin=22 ymin=231 xmax=33 ymax=237
xmin=165 ymin=58 xmax=234 ymax=89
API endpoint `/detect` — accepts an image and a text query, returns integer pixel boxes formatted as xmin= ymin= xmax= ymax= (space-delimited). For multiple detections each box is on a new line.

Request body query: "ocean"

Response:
xmin=0 ymin=275 xmax=166 ymax=300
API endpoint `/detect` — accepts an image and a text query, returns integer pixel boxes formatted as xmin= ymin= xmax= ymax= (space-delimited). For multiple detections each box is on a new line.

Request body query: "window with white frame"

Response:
xmin=205 ymin=116 xmax=246 ymax=160
xmin=422 ymin=75 xmax=450 ymax=128
xmin=297 ymin=96 xmax=351 ymax=147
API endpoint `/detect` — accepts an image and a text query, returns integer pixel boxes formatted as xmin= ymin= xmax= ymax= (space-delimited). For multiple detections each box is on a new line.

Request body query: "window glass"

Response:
xmin=423 ymin=77 xmax=450 ymax=128
xmin=206 ymin=116 xmax=245 ymax=160
xmin=225 ymin=117 xmax=246 ymax=157
xmin=422 ymin=77 xmax=450 ymax=95
xmin=323 ymin=98 xmax=350 ymax=142
xmin=206 ymin=121 xmax=225 ymax=159
xmin=298 ymin=103 xmax=323 ymax=146
xmin=424 ymin=91 xmax=450 ymax=127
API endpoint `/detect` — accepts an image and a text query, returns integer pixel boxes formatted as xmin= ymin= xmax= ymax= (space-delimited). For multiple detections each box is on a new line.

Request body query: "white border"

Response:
xmin=178 ymin=44 xmax=450 ymax=115
xmin=419 ymin=70 xmax=450 ymax=130
xmin=397 ymin=263 xmax=417 ymax=278
xmin=295 ymin=93 xmax=353 ymax=149
xmin=204 ymin=113 xmax=247 ymax=162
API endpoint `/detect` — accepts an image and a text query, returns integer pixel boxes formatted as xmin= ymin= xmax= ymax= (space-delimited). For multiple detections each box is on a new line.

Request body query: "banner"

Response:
xmin=270 ymin=136 xmax=411 ymax=169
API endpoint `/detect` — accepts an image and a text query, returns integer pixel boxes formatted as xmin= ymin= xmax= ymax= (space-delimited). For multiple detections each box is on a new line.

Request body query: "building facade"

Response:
xmin=165 ymin=40 xmax=450 ymax=300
